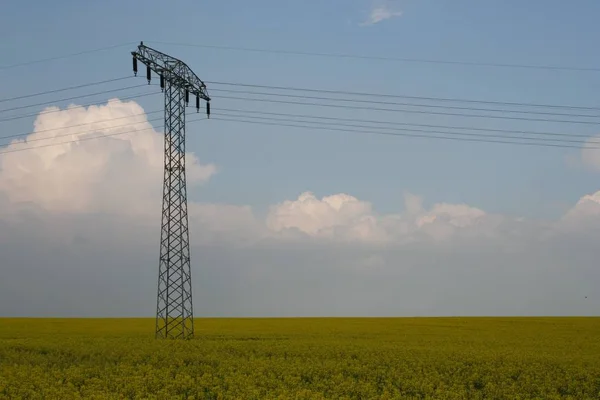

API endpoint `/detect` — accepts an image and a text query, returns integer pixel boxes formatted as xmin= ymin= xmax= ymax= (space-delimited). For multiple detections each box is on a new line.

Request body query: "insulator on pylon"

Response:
xmin=160 ymin=74 xmax=165 ymax=90
xmin=146 ymin=65 xmax=151 ymax=84
xmin=185 ymin=90 xmax=189 ymax=104
xmin=206 ymin=101 xmax=211 ymax=118
xmin=196 ymin=95 xmax=200 ymax=113
xmin=133 ymin=56 xmax=138 ymax=76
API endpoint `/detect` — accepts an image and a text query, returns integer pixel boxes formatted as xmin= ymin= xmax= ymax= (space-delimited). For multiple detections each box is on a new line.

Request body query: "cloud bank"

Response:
xmin=0 ymin=99 xmax=598 ymax=317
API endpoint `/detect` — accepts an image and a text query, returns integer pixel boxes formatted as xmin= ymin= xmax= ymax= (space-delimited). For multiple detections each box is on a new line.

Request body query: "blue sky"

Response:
xmin=2 ymin=0 xmax=600 ymax=219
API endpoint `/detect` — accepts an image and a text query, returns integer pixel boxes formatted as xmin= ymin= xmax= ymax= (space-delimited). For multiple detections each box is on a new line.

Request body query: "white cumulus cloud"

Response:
xmin=0 ymin=99 xmax=216 ymax=217
xmin=265 ymin=191 xmax=501 ymax=245
xmin=557 ymin=189 xmax=600 ymax=238
xmin=361 ymin=0 xmax=403 ymax=26
xmin=266 ymin=191 xmax=381 ymax=241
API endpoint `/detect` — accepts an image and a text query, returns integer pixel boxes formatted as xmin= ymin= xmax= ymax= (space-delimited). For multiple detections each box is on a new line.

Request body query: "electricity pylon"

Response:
xmin=131 ymin=41 xmax=210 ymax=339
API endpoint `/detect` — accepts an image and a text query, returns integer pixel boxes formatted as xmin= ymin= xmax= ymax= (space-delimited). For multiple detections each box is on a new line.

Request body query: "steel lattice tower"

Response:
xmin=131 ymin=42 xmax=210 ymax=339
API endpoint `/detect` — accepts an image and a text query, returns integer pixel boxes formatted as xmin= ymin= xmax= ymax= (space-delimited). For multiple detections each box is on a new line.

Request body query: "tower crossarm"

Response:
xmin=132 ymin=42 xmax=211 ymax=102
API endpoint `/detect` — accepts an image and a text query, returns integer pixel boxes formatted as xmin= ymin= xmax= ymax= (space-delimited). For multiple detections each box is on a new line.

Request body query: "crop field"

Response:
xmin=0 ymin=318 xmax=599 ymax=399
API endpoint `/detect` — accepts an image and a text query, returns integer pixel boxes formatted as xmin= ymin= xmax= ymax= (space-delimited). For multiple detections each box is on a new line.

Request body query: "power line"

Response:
xmin=2 ymin=85 xmax=595 ymax=143
xmin=0 ymin=113 xmax=597 ymax=158
xmin=149 ymin=41 xmax=600 ymax=73
xmin=214 ymin=107 xmax=597 ymax=140
xmin=0 ymin=76 xmax=134 ymax=104
xmin=214 ymin=95 xmax=600 ymax=126
xmin=3 ymin=94 xmax=599 ymax=152
xmin=212 ymin=111 xmax=598 ymax=145
xmin=210 ymin=88 xmax=600 ymax=119
xmin=212 ymin=116 xmax=598 ymax=150
xmin=4 ymin=104 xmax=599 ymax=148
xmin=206 ymin=80 xmax=600 ymax=112
xmin=0 ymin=91 xmax=160 ymax=123
xmin=0 ymin=84 xmax=149 ymax=114
xmin=0 ymin=42 xmax=136 ymax=71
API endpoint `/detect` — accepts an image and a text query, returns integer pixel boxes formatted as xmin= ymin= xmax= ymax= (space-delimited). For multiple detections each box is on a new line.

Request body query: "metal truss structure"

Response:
xmin=131 ymin=41 xmax=210 ymax=339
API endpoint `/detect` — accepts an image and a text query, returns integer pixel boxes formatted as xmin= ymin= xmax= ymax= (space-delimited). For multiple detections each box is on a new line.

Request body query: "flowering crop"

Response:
xmin=1 ymin=317 xmax=599 ymax=399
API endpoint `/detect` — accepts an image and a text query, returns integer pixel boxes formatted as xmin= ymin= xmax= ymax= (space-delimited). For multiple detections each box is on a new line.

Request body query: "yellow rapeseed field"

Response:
xmin=0 ymin=317 xmax=599 ymax=399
